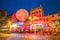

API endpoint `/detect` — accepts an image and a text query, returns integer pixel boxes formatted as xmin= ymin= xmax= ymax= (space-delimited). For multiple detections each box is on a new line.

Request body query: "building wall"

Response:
xmin=28 ymin=5 xmax=60 ymax=29
xmin=48 ymin=12 xmax=60 ymax=29
xmin=43 ymin=16 xmax=51 ymax=23
xmin=29 ymin=5 xmax=44 ymax=22
xmin=0 ymin=10 xmax=7 ymax=27
xmin=48 ymin=12 xmax=60 ymax=20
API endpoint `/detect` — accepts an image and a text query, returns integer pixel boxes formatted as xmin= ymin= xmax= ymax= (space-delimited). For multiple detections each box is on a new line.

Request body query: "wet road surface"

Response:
xmin=0 ymin=33 xmax=60 ymax=40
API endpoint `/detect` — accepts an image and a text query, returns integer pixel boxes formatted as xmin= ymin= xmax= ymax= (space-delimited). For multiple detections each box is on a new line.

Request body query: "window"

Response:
xmin=36 ymin=11 xmax=38 ymax=13
xmin=38 ymin=7 xmax=40 ymax=9
xmin=32 ymin=13 xmax=34 ymax=15
xmin=31 ymin=13 xmax=33 ymax=14
xmin=52 ymin=15 xmax=54 ymax=17
xmin=39 ymin=15 xmax=41 ymax=17
xmin=59 ymin=20 xmax=60 ymax=23
xmin=39 ymin=11 xmax=40 ymax=13
xmin=46 ymin=18 xmax=48 ymax=21
xmin=40 ymin=19 xmax=41 ymax=20
xmin=44 ymin=19 xmax=45 ymax=21
xmin=58 ymin=14 xmax=60 ymax=16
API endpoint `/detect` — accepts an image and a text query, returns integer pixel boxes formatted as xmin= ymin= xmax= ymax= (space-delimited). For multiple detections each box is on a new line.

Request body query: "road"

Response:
xmin=0 ymin=33 xmax=60 ymax=40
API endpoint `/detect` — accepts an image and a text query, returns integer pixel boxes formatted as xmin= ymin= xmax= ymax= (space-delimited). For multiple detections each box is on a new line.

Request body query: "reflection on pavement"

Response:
xmin=0 ymin=33 xmax=60 ymax=40
xmin=7 ymin=33 xmax=51 ymax=40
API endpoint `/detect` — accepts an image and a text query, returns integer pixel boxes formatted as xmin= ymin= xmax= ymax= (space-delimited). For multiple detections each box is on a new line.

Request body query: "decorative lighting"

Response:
xmin=16 ymin=9 xmax=29 ymax=22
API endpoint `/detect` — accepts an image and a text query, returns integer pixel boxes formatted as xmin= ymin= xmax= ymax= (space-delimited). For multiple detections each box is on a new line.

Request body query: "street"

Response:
xmin=0 ymin=33 xmax=60 ymax=40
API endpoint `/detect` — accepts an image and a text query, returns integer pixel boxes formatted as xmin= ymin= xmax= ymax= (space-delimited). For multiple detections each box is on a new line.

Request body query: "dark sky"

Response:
xmin=0 ymin=0 xmax=60 ymax=16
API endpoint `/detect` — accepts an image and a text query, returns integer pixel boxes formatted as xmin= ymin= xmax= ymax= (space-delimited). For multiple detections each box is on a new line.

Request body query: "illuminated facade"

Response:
xmin=27 ymin=5 xmax=52 ymax=30
xmin=42 ymin=16 xmax=52 ymax=29
xmin=29 ymin=5 xmax=44 ymax=24
xmin=9 ymin=6 xmax=60 ymax=32
xmin=28 ymin=5 xmax=60 ymax=29
xmin=48 ymin=12 xmax=60 ymax=28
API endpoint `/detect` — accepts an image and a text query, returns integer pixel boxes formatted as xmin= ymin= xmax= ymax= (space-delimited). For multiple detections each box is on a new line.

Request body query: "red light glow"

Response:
xmin=16 ymin=9 xmax=29 ymax=22
xmin=11 ymin=13 xmax=16 ymax=23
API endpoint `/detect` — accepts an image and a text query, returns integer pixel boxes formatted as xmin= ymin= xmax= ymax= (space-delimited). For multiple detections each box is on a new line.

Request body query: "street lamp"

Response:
xmin=7 ymin=20 xmax=12 ymax=27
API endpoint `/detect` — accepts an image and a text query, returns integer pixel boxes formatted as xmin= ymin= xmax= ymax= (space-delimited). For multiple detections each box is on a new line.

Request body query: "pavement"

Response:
xmin=0 ymin=33 xmax=60 ymax=40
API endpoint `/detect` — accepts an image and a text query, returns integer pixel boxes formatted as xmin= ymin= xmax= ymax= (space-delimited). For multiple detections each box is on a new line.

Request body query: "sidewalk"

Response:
xmin=0 ymin=32 xmax=12 ymax=37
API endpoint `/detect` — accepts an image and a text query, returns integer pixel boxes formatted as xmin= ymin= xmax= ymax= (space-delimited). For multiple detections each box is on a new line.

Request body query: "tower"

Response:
xmin=29 ymin=5 xmax=44 ymax=23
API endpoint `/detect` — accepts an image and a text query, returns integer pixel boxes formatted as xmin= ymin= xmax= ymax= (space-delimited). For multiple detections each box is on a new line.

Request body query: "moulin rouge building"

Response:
xmin=26 ymin=5 xmax=52 ymax=29
xmin=11 ymin=5 xmax=60 ymax=30
xmin=27 ymin=5 xmax=60 ymax=30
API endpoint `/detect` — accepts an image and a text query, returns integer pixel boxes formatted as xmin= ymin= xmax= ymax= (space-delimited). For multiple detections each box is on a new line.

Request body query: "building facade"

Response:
xmin=48 ymin=12 xmax=60 ymax=28
xmin=28 ymin=5 xmax=60 ymax=30
xmin=0 ymin=10 xmax=7 ymax=27
xmin=29 ymin=5 xmax=44 ymax=24
xmin=28 ymin=5 xmax=52 ymax=30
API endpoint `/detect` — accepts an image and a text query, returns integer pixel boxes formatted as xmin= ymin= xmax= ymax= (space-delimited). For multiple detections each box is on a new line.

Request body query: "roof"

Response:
xmin=49 ymin=11 xmax=60 ymax=15
xmin=31 ymin=5 xmax=43 ymax=11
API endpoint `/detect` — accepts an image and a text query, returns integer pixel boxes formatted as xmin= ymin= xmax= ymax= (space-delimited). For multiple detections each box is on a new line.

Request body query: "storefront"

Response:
xmin=30 ymin=24 xmax=43 ymax=32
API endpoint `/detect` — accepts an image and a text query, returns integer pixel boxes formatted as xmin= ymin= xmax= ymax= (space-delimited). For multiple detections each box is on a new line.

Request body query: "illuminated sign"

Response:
xmin=30 ymin=24 xmax=43 ymax=30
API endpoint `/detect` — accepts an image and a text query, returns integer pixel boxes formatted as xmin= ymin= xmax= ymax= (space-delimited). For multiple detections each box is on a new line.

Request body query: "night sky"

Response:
xmin=0 ymin=0 xmax=60 ymax=16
